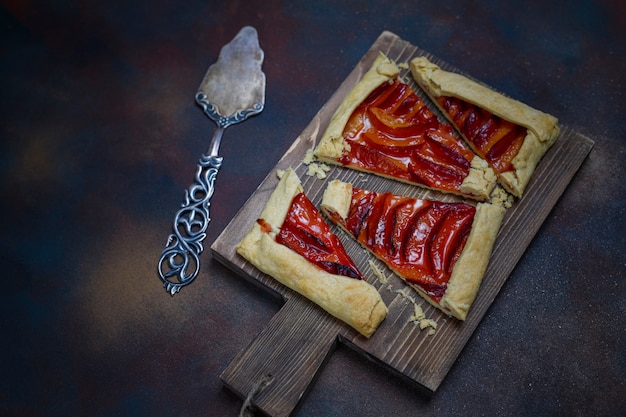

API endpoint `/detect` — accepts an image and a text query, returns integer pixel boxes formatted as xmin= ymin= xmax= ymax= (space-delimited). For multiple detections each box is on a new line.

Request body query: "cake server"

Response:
xmin=158 ymin=26 xmax=265 ymax=295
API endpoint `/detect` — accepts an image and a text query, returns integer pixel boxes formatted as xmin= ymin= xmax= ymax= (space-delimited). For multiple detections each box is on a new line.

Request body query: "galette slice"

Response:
xmin=321 ymin=179 xmax=505 ymax=320
xmin=411 ymin=56 xmax=560 ymax=197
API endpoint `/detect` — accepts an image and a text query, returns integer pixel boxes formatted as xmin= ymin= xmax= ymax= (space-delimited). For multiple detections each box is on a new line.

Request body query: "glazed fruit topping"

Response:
xmin=329 ymin=186 xmax=476 ymax=302
xmin=339 ymin=79 xmax=475 ymax=193
xmin=437 ymin=96 xmax=526 ymax=174
xmin=270 ymin=192 xmax=363 ymax=280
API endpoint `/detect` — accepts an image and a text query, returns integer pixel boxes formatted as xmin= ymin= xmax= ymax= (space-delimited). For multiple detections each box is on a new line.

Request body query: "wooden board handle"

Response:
xmin=221 ymin=295 xmax=345 ymax=417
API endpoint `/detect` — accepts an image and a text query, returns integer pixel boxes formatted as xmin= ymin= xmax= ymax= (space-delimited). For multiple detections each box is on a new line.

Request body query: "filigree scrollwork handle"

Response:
xmin=158 ymin=153 xmax=223 ymax=295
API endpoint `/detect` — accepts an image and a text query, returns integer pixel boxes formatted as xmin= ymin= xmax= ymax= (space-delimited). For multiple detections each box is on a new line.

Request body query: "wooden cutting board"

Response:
xmin=211 ymin=31 xmax=594 ymax=417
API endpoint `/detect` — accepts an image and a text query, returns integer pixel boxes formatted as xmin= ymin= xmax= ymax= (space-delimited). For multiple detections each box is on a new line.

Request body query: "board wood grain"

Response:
xmin=211 ymin=31 xmax=594 ymax=417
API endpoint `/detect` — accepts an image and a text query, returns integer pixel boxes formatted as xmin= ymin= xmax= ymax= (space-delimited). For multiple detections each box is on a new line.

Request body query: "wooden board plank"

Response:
xmin=211 ymin=31 xmax=594 ymax=416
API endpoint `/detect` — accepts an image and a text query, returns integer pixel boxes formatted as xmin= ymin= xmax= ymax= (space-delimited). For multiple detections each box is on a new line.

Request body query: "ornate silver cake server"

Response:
xmin=159 ymin=26 xmax=265 ymax=295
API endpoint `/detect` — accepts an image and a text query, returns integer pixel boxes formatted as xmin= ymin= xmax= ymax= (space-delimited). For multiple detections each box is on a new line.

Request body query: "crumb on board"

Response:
xmin=419 ymin=318 xmax=438 ymax=331
xmin=368 ymin=260 xmax=388 ymax=284
xmin=306 ymin=162 xmax=330 ymax=179
xmin=395 ymin=287 xmax=417 ymax=305
xmin=397 ymin=287 xmax=438 ymax=335
xmin=409 ymin=304 xmax=438 ymax=335
xmin=409 ymin=303 xmax=426 ymax=322
xmin=302 ymin=149 xmax=331 ymax=179
xmin=302 ymin=149 xmax=315 ymax=164
xmin=368 ymin=259 xmax=395 ymax=292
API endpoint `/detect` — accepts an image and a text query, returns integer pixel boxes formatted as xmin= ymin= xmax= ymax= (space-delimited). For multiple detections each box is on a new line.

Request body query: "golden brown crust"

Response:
xmin=321 ymin=179 xmax=505 ymax=321
xmin=236 ymin=169 xmax=387 ymax=338
xmin=441 ymin=202 xmax=505 ymax=319
xmin=314 ymin=54 xmax=495 ymax=201
xmin=410 ymin=56 xmax=560 ymax=197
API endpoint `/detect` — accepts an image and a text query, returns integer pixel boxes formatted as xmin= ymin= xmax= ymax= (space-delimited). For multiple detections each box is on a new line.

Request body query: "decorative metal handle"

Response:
xmin=158 ymin=152 xmax=223 ymax=295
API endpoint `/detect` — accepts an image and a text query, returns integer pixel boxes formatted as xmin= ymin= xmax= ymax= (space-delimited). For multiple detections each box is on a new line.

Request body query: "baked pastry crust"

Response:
xmin=321 ymin=179 xmax=505 ymax=320
xmin=314 ymin=53 xmax=496 ymax=201
xmin=410 ymin=56 xmax=560 ymax=197
xmin=236 ymin=168 xmax=387 ymax=337
xmin=440 ymin=202 xmax=504 ymax=319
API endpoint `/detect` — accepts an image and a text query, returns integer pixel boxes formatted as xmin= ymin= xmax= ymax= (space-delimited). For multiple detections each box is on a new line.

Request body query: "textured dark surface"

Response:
xmin=0 ymin=1 xmax=624 ymax=416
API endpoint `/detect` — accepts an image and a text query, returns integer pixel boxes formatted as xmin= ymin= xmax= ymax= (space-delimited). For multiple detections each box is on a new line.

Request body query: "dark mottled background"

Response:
xmin=1 ymin=1 xmax=624 ymax=416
